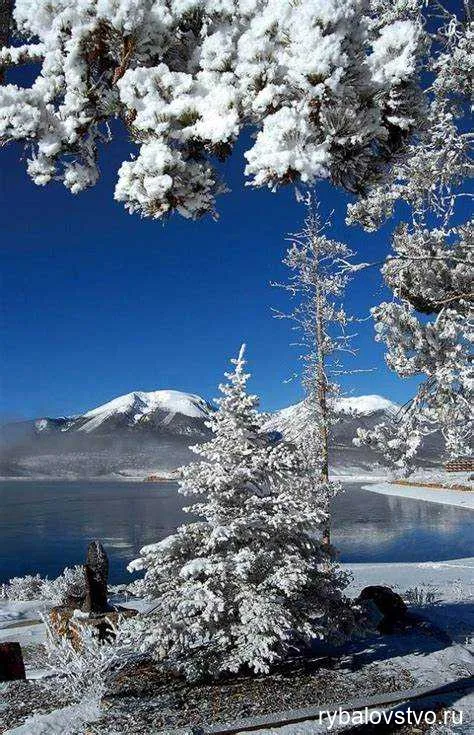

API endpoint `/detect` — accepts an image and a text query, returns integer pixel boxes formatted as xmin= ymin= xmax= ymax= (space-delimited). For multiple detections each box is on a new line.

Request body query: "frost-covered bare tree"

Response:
xmin=128 ymin=346 xmax=353 ymax=680
xmin=0 ymin=0 xmax=424 ymax=219
xmin=350 ymin=2 xmax=473 ymax=472
xmin=355 ymin=221 xmax=473 ymax=473
xmin=274 ymin=200 xmax=359 ymax=542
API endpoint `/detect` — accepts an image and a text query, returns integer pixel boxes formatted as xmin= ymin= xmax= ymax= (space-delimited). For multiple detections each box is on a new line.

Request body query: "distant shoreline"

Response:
xmin=0 ymin=476 xmax=178 ymax=483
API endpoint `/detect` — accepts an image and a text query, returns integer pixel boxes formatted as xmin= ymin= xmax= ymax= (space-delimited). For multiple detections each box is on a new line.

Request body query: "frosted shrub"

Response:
xmin=39 ymin=613 xmax=142 ymax=733
xmin=0 ymin=573 xmax=44 ymax=601
xmin=403 ymin=586 xmax=440 ymax=607
xmin=1 ymin=566 xmax=85 ymax=604
xmin=42 ymin=615 xmax=134 ymax=700
xmin=41 ymin=566 xmax=86 ymax=604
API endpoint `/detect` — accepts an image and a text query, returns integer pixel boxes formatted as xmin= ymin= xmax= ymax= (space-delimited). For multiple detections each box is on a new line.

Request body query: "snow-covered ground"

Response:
xmin=2 ymin=556 xmax=473 ymax=733
xmin=235 ymin=558 xmax=474 ymax=735
xmin=364 ymin=481 xmax=474 ymax=510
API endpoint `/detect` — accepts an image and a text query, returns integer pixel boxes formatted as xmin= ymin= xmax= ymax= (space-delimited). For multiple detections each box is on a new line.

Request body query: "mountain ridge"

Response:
xmin=0 ymin=389 xmax=438 ymax=479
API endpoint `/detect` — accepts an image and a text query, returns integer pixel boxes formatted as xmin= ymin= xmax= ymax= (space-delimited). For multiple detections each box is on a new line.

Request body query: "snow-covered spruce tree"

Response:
xmin=0 ymin=0 xmax=424 ymax=219
xmin=273 ymin=199 xmax=360 ymax=543
xmin=349 ymin=2 xmax=473 ymax=472
xmin=128 ymin=346 xmax=352 ymax=680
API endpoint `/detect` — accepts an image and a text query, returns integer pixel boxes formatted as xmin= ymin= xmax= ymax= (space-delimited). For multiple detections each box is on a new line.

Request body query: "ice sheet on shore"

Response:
xmin=363 ymin=481 xmax=474 ymax=510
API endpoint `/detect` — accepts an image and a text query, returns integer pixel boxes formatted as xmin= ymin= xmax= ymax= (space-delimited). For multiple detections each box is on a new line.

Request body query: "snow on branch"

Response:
xmin=0 ymin=0 xmax=425 ymax=219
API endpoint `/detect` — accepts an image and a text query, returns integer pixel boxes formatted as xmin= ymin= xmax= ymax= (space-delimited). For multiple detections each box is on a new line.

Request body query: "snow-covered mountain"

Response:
xmin=0 ymin=391 xmax=438 ymax=479
xmin=263 ymin=394 xmax=399 ymax=443
xmin=34 ymin=390 xmax=212 ymax=436
xmin=1 ymin=389 xmax=214 ymax=479
xmin=334 ymin=395 xmax=398 ymax=416
xmin=263 ymin=394 xmax=404 ymax=476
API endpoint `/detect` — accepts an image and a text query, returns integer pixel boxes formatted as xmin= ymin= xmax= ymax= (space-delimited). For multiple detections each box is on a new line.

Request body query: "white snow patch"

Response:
xmin=344 ymin=557 xmax=474 ymax=602
xmin=0 ymin=609 xmax=21 ymax=627
xmin=4 ymin=699 xmax=101 ymax=734
xmin=335 ymin=394 xmax=399 ymax=416
xmin=34 ymin=419 xmax=49 ymax=432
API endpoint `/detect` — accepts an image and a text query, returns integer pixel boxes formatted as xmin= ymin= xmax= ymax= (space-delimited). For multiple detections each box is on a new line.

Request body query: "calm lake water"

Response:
xmin=0 ymin=481 xmax=472 ymax=583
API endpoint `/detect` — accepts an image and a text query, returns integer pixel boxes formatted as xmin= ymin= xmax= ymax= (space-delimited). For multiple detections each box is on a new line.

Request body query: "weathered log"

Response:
xmin=0 ymin=641 xmax=26 ymax=681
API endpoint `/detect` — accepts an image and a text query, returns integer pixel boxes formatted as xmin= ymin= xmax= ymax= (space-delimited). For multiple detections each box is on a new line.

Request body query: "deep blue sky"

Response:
xmin=1 ymin=120 xmax=422 ymax=421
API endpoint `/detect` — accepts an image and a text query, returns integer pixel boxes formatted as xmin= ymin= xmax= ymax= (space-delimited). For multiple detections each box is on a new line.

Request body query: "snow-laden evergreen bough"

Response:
xmin=0 ymin=0 xmax=424 ymax=219
xmin=347 ymin=2 xmax=473 ymax=231
xmin=128 ymin=345 xmax=353 ymax=680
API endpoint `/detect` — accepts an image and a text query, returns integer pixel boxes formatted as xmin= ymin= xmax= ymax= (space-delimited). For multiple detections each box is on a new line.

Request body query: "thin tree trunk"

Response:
xmin=315 ymin=288 xmax=331 ymax=546
xmin=0 ymin=0 xmax=13 ymax=84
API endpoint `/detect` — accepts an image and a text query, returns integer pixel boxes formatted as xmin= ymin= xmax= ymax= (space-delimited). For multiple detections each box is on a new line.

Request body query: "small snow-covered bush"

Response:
xmin=38 ymin=613 xmax=142 ymax=734
xmin=42 ymin=614 xmax=136 ymax=700
xmin=41 ymin=566 xmax=86 ymax=605
xmin=403 ymin=586 xmax=440 ymax=607
xmin=0 ymin=573 xmax=44 ymax=601
xmin=1 ymin=566 xmax=85 ymax=604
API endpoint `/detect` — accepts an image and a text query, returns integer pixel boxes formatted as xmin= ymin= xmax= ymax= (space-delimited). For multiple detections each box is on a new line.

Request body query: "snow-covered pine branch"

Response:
xmin=0 ymin=0 xmax=424 ymax=219
xmin=128 ymin=345 xmax=353 ymax=680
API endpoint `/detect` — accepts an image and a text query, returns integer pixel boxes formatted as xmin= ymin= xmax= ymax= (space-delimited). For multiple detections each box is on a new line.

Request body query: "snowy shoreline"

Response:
xmin=363 ymin=481 xmax=474 ymax=510
xmin=344 ymin=557 xmax=474 ymax=601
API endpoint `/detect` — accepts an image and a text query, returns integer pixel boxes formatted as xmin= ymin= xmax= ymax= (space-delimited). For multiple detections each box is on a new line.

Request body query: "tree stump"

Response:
xmin=50 ymin=540 xmax=138 ymax=643
xmin=0 ymin=642 xmax=26 ymax=681
xmin=83 ymin=540 xmax=111 ymax=614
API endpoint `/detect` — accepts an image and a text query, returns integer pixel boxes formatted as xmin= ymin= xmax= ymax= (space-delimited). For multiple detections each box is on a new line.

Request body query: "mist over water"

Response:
xmin=0 ymin=481 xmax=472 ymax=583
